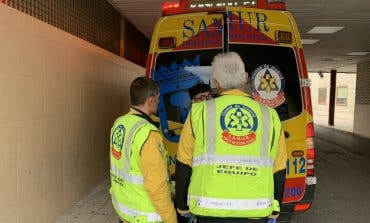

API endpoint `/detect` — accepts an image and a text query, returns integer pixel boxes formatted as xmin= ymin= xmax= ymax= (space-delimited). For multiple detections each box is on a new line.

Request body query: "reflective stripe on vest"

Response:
xmin=206 ymin=99 xmax=217 ymax=154
xmin=110 ymin=119 xmax=147 ymax=185
xmin=123 ymin=119 xmax=148 ymax=174
xmin=259 ymin=103 xmax=271 ymax=158
xmin=111 ymin=165 xmax=144 ymax=184
xmin=192 ymin=154 xmax=273 ymax=167
xmin=112 ymin=194 xmax=162 ymax=222
xmin=189 ymin=196 xmax=273 ymax=210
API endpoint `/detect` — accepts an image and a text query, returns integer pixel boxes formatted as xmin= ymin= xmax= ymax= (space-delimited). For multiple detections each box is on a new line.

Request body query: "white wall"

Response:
xmin=0 ymin=4 xmax=143 ymax=223
xmin=309 ymin=72 xmax=356 ymax=132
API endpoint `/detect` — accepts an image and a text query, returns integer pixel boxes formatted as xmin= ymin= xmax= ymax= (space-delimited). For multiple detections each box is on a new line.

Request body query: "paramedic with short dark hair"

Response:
xmin=175 ymin=52 xmax=287 ymax=223
xmin=189 ymin=83 xmax=212 ymax=103
xmin=110 ymin=77 xmax=177 ymax=223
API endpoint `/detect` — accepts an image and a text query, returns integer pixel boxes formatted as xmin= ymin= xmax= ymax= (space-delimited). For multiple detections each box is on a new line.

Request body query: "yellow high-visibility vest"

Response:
xmin=110 ymin=114 xmax=168 ymax=223
xmin=188 ymin=94 xmax=281 ymax=218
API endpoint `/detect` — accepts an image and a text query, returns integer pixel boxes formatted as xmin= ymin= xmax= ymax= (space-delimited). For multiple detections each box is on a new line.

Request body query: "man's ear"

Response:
xmin=144 ymin=96 xmax=152 ymax=107
xmin=214 ymin=79 xmax=222 ymax=93
xmin=244 ymin=72 xmax=249 ymax=84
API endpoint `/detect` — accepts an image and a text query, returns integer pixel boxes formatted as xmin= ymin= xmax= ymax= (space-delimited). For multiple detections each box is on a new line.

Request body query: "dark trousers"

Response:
xmin=196 ymin=216 xmax=268 ymax=223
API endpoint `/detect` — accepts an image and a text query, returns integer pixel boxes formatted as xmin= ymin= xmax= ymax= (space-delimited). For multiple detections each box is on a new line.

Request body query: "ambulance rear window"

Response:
xmin=153 ymin=49 xmax=222 ymax=123
xmin=229 ymin=44 xmax=303 ymax=121
xmin=153 ymin=45 xmax=302 ymax=126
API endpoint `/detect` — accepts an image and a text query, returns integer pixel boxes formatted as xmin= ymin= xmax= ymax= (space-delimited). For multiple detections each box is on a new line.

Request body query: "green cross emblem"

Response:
xmin=227 ymin=108 xmax=251 ymax=131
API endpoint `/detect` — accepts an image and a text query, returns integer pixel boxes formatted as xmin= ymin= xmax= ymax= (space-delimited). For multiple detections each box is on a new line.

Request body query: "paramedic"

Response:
xmin=175 ymin=52 xmax=287 ymax=223
xmin=110 ymin=77 xmax=177 ymax=223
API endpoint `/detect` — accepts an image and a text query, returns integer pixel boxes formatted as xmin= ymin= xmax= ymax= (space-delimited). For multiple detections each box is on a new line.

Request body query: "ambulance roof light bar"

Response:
xmin=162 ymin=0 xmax=286 ymax=16
xmin=162 ymin=1 xmax=182 ymax=16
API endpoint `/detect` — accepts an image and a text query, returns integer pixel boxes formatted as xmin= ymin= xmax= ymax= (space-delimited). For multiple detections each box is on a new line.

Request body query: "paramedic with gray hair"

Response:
xmin=175 ymin=52 xmax=287 ymax=223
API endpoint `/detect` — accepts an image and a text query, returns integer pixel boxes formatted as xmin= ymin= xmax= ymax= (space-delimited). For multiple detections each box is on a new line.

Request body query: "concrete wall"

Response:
xmin=354 ymin=60 xmax=370 ymax=138
xmin=309 ymin=72 xmax=357 ymax=132
xmin=0 ymin=4 xmax=143 ymax=223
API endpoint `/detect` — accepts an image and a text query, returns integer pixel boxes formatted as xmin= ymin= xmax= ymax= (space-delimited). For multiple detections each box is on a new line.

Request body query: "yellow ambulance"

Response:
xmin=146 ymin=0 xmax=316 ymax=221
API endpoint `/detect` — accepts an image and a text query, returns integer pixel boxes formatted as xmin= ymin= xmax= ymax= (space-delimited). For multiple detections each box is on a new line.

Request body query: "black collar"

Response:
xmin=131 ymin=107 xmax=159 ymax=128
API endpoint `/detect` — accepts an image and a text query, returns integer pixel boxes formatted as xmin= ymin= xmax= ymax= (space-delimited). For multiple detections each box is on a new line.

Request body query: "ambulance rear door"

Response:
xmin=148 ymin=12 xmax=224 ymax=173
xmin=226 ymin=6 xmax=308 ymax=204
xmin=150 ymin=12 xmax=224 ymax=143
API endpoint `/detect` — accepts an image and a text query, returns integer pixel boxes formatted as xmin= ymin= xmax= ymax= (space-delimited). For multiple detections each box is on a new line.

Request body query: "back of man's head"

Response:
xmin=212 ymin=52 xmax=247 ymax=90
xmin=130 ymin=77 xmax=159 ymax=106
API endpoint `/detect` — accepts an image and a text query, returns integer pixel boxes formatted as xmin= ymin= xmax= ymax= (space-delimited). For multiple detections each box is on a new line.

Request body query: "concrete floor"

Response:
xmin=291 ymin=125 xmax=370 ymax=223
xmin=56 ymin=125 xmax=370 ymax=223
xmin=55 ymin=180 xmax=118 ymax=223
xmin=314 ymin=115 xmax=354 ymax=133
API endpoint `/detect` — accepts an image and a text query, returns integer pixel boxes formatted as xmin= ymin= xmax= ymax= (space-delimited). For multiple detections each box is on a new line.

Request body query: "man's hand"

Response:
xmin=268 ymin=199 xmax=280 ymax=222
xmin=268 ymin=210 xmax=279 ymax=219
xmin=178 ymin=209 xmax=191 ymax=217
xmin=177 ymin=209 xmax=196 ymax=222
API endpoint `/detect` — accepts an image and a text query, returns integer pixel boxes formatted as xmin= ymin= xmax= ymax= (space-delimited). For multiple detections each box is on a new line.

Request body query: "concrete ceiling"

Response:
xmin=108 ymin=0 xmax=370 ymax=73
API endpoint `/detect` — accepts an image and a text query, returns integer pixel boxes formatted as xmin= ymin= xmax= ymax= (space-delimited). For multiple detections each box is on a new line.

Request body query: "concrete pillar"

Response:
xmin=328 ymin=69 xmax=337 ymax=126
xmin=354 ymin=60 xmax=370 ymax=138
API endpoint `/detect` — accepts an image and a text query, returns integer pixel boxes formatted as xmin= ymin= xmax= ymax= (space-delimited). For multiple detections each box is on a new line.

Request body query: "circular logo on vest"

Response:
xmin=111 ymin=125 xmax=125 ymax=160
xmin=251 ymin=64 xmax=285 ymax=108
xmin=220 ymin=104 xmax=258 ymax=146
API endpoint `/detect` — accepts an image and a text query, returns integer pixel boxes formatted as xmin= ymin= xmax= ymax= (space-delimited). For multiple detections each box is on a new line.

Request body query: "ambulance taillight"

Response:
xmin=294 ymin=203 xmax=311 ymax=211
xmin=306 ymin=122 xmax=315 ymax=176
